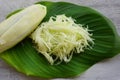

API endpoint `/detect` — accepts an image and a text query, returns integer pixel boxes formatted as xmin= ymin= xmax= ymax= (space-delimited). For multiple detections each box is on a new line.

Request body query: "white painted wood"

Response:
xmin=0 ymin=0 xmax=120 ymax=80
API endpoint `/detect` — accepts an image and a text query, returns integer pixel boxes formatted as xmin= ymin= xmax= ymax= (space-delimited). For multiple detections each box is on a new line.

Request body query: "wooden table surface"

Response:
xmin=0 ymin=0 xmax=120 ymax=80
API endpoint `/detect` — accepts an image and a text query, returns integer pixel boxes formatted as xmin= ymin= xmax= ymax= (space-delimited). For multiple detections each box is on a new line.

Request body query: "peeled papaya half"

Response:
xmin=0 ymin=4 xmax=46 ymax=53
xmin=0 ymin=1 xmax=120 ymax=78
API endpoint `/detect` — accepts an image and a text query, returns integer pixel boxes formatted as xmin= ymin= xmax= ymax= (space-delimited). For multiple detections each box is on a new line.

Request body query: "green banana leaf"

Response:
xmin=1 ymin=1 xmax=120 ymax=78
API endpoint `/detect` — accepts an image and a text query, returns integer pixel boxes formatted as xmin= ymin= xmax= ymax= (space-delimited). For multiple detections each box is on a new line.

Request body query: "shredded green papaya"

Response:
xmin=30 ymin=14 xmax=93 ymax=65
